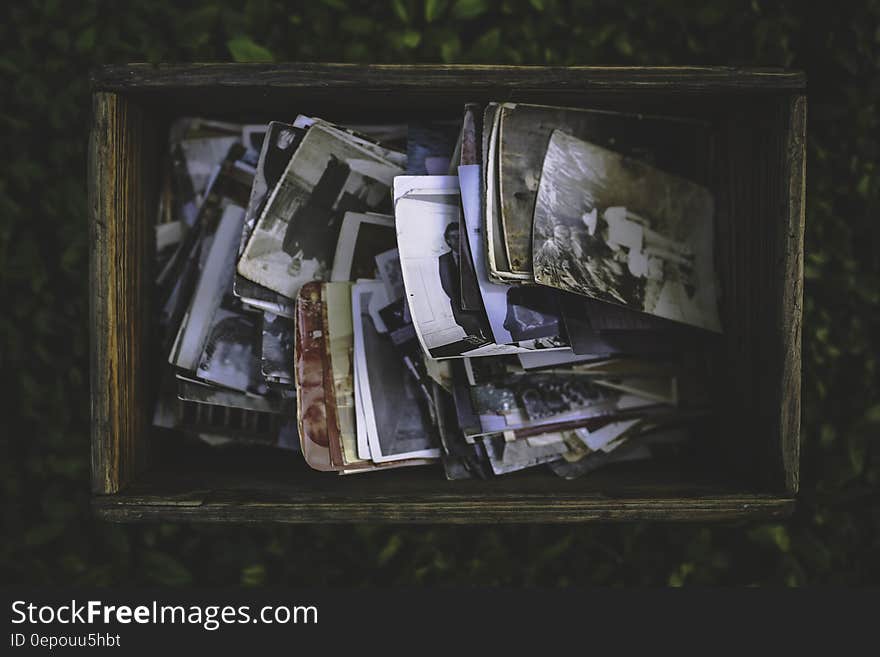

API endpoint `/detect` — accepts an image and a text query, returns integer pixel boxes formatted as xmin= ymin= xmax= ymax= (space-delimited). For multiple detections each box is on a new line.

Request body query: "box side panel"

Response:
xmin=711 ymin=96 xmax=804 ymax=492
xmin=91 ymin=448 xmax=796 ymax=523
xmin=89 ymin=92 xmax=156 ymax=494
xmin=778 ymin=95 xmax=806 ymax=494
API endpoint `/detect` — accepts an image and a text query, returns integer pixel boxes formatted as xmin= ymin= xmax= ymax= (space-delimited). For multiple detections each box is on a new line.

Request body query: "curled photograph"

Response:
xmin=532 ymin=130 xmax=722 ymax=333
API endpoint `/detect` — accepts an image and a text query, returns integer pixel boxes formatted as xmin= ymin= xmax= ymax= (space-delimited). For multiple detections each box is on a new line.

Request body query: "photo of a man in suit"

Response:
xmin=438 ymin=221 xmax=489 ymax=340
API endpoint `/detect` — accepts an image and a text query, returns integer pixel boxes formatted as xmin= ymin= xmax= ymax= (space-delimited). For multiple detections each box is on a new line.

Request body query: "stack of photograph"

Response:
xmin=153 ymin=102 xmax=722 ymax=480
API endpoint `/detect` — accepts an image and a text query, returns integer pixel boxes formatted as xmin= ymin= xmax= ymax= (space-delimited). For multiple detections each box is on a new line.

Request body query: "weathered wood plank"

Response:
xmin=91 ymin=63 xmax=806 ymax=93
xmin=88 ymin=93 xmax=156 ymax=494
xmin=778 ymin=95 xmax=806 ymax=494
xmin=93 ymin=494 xmax=795 ymax=524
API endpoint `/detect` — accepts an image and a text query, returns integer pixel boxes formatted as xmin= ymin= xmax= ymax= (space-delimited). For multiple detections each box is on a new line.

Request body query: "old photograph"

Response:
xmin=238 ymin=123 xmax=404 ymax=299
xmin=496 ymin=103 xmax=712 ymax=276
xmin=260 ymin=311 xmax=294 ymax=383
xmin=196 ymin=306 xmax=266 ymax=395
xmin=375 ymin=248 xmax=405 ymax=301
xmin=394 ymin=176 xmax=494 ymax=358
xmin=330 ymin=212 xmax=396 ymax=282
xmin=176 ymin=374 xmax=281 ymax=414
xmin=294 ymin=282 xmax=335 ymax=471
xmin=533 ymin=130 xmax=722 ymax=332
xmin=322 ymin=281 xmax=362 ymax=467
xmin=480 ymin=433 xmax=569 ymax=475
xmin=234 ymin=121 xmax=305 ymax=309
xmin=468 ymin=372 xmax=655 ymax=437
xmin=352 ymin=281 xmax=441 ymax=463
xmin=170 ymin=204 xmax=244 ymax=374
xmin=459 ymin=164 xmax=567 ymax=351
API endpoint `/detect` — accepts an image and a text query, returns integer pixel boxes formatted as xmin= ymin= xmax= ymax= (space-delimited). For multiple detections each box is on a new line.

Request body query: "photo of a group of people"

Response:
xmin=532 ymin=129 xmax=721 ymax=333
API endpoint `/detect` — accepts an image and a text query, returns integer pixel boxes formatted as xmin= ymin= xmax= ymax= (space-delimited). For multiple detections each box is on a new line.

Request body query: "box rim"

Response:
xmin=90 ymin=63 xmax=807 ymax=93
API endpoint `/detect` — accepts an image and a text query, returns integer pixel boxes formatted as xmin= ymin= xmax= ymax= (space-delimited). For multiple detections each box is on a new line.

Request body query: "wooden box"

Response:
xmin=89 ymin=64 xmax=805 ymax=523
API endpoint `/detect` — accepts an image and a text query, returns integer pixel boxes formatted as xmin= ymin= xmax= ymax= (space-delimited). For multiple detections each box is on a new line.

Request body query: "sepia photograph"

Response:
xmin=352 ymin=281 xmax=441 ymax=462
xmin=294 ymin=281 xmax=335 ymax=472
xmin=532 ymin=130 xmax=722 ymax=332
xmin=330 ymin=212 xmax=396 ymax=282
xmin=238 ymin=123 xmax=404 ymax=299
xmin=322 ymin=281 xmax=363 ymax=467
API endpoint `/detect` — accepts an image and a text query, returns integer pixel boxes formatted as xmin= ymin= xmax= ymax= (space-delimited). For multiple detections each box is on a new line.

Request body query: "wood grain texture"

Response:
xmin=89 ymin=92 xmax=157 ymax=494
xmin=778 ymin=95 xmax=806 ymax=494
xmin=91 ymin=434 xmax=793 ymax=522
xmin=91 ymin=63 xmax=806 ymax=93
xmin=92 ymin=489 xmax=795 ymax=523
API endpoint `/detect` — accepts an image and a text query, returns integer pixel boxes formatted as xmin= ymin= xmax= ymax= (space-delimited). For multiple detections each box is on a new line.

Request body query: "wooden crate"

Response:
xmin=89 ymin=64 xmax=805 ymax=523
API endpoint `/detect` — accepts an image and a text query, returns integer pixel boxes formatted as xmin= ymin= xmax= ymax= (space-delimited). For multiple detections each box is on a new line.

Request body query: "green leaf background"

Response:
xmin=1 ymin=0 xmax=878 ymax=587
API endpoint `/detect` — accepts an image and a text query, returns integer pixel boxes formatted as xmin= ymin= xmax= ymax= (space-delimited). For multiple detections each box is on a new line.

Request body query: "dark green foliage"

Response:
xmin=1 ymin=0 xmax=877 ymax=587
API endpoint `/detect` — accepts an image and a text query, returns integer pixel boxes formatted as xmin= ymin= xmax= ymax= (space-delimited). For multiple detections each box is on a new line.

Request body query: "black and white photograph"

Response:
xmin=196 ymin=307 xmax=267 ymax=395
xmin=330 ymin=212 xmax=396 ymax=281
xmin=532 ymin=130 xmax=722 ymax=332
xmin=352 ymin=281 xmax=441 ymax=463
xmin=394 ymin=175 xmax=495 ymax=358
xmin=375 ymin=247 xmax=405 ymax=302
xmin=177 ymin=134 xmax=240 ymax=211
xmin=548 ymin=439 xmax=654 ymax=480
xmin=169 ymin=203 xmax=268 ymax=397
xmin=176 ymin=373 xmax=282 ymax=414
xmin=260 ymin=311 xmax=295 ymax=383
xmin=237 ymin=123 xmax=404 ymax=299
xmin=468 ymin=373 xmax=654 ymax=437
xmin=480 ymin=433 xmax=571 ymax=475
xmin=300 ymin=117 xmax=408 ymax=168
xmin=242 ymin=123 xmax=268 ymax=155
xmin=496 ymin=103 xmax=713 ymax=276
xmin=459 ymin=164 xmax=567 ymax=351
xmin=234 ymin=121 xmax=305 ymax=313
xmin=169 ymin=204 xmax=245 ymax=375
xmin=378 ymin=297 xmax=440 ymax=424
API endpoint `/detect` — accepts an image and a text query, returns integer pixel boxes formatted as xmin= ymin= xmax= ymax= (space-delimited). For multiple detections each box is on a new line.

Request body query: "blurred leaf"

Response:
xmin=241 ymin=564 xmax=267 ymax=587
xmin=401 ymin=29 xmax=422 ymax=48
xmin=226 ymin=36 xmax=274 ymax=62
xmin=424 ymin=0 xmax=447 ymax=22
xmin=452 ymin=0 xmax=488 ymax=20
xmin=392 ymin=0 xmax=410 ymax=23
